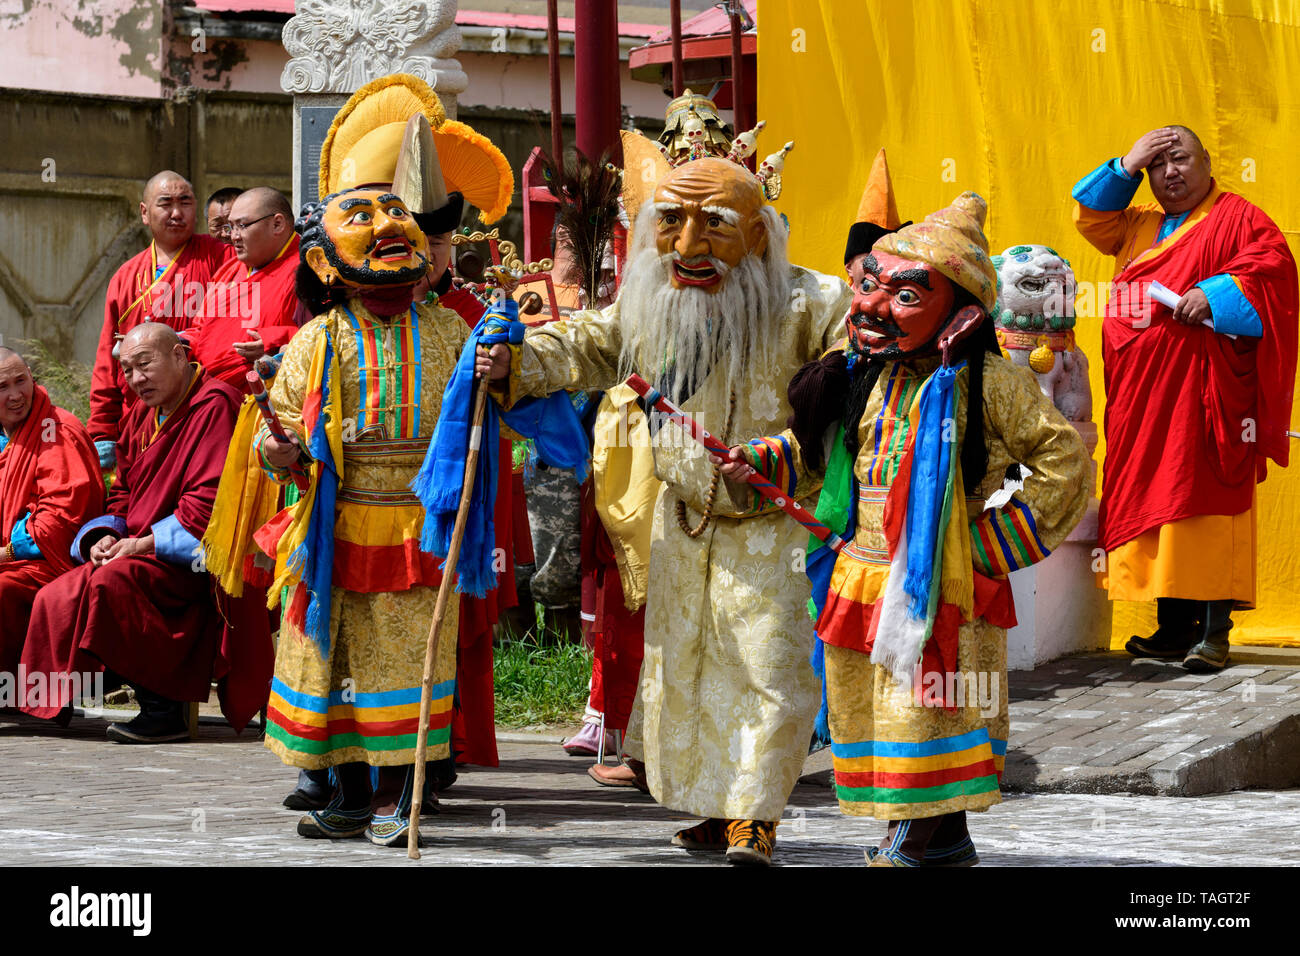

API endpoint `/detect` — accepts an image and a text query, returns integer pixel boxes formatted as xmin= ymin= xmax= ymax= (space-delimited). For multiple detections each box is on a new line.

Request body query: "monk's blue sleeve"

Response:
xmin=1198 ymin=274 xmax=1263 ymax=338
xmin=152 ymin=513 xmax=202 ymax=565
xmin=1072 ymin=158 xmax=1141 ymax=211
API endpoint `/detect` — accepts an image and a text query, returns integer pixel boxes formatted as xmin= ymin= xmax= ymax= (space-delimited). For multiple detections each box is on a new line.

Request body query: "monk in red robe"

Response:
xmin=0 ymin=349 xmax=104 ymax=677
xmin=89 ymin=171 xmax=234 ymax=467
xmin=1074 ymin=125 xmax=1299 ymax=671
xmin=21 ymin=323 xmax=272 ymax=741
xmin=187 ymin=187 xmax=305 ymax=390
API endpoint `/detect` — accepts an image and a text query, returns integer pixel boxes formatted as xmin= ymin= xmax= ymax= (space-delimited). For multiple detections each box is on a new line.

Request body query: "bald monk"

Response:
xmin=0 ymin=348 xmax=103 ymax=676
xmin=89 ymin=171 xmax=234 ymax=467
xmin=21 ymin=324 xmax=272 ymax=742
xmin=187 ymin=187 xmax=305 ymax=390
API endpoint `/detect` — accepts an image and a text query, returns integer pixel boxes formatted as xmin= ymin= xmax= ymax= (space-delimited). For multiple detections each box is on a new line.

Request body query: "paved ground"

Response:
xmin=1001 ymin=649 xmax=1300 ymax=795
xmin=1 ymin=710 xmax=1298 ymax=866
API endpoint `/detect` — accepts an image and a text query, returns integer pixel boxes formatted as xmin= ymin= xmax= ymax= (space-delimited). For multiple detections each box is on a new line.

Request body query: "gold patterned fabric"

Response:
xmin=260 ymin=299 xmax=470 ymax=769
xmin=511 ymin=267 xmax=853 ymax=821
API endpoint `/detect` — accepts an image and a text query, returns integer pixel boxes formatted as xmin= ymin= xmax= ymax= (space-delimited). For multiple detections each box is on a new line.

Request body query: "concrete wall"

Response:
xmin=0 ymin=88 xmax=292 ymax=369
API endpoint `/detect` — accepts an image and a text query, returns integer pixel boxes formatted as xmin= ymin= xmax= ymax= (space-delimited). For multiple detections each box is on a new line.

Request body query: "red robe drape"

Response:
xmin=441 ymin=285 xmax=519 ymax=766
xmin=0 ymin=386 xmax=104 ymax=673
xmin=189 ymin=236 xmax=303 ymax=391
xmin=1099 ymin=191 xmax=1299 ymax=551
xmin=89 ymin=234 xmax=234 ymax=443
xmin=21 ymin=370 xmax=273 ymax=730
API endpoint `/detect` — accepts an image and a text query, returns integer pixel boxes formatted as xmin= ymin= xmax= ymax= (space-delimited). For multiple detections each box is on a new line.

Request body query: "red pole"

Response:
xmin=574 ymin=0 xmax=622 ymax=163
xmin=547 ymin=0 xmax=563 ymax=161
xmin=728 ymin=0 xmax=747 ymax=142
xmin=670 ymin=0 xmax=684 ymax=97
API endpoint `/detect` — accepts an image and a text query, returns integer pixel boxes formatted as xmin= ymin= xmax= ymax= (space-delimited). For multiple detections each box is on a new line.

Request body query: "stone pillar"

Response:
xmin=1005 ymin=420 xmax=1112 ymax=670
xmin=278 ymin=0 xmax=469 ymax=209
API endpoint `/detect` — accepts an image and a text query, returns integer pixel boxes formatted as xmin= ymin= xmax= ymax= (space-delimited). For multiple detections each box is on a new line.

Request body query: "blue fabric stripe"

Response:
xmin=991 ymin=737 xmax=1007 ymax=757
xmin=1011 ymin=497 xmax=1049 ymax=554
xmin=832 ymin=727 xmax=991 ymax=759
xmin=775 ymin=434 xmax=795 ymax=497
xmin=343 ymin=305 xmax=369 ymax=433
xmin=410 ymin=305 xmax=422 ymax=437
xmin=873 ymin=366 xmax=899 ymax=460
xmin=271 ymin=677 xmax=457 ymax=713
xmin=1199 ymin=273 xmax=1263 ymax=338
xmin=1071 ymin=158 xmax=1141 ymax=211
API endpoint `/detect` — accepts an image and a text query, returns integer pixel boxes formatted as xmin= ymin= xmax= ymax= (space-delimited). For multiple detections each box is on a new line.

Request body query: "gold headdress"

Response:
xmin=319 ymin=73 xmax=514 ymax=226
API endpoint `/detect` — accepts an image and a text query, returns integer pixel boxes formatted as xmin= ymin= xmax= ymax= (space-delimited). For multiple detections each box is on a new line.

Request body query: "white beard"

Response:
xmin=616 ymin=202 xmax=792 ymax=403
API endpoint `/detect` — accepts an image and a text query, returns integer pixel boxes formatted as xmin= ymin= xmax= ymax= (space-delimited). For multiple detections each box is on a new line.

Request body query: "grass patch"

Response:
xmin=22 ymin=338 xmax=91 ymax=423
xmin=493 ymin=624 xmax=591 ymax=729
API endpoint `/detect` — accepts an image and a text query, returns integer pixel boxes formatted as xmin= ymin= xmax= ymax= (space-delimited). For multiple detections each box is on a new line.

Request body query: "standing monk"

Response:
xmin=188 ymin=187 xmax=304 ymax=390
xmin=21 ymin=323 xmax=269 ymax=742
xmin=0 ymin=349 xmax=103 ymax=674
xmin=482 ymin=155 xmax=853 ymax=864
xmin=1073 ymin=126 xmax=1299 ymax=671
xmin=89 ymin=171 xmax=234 ymax=468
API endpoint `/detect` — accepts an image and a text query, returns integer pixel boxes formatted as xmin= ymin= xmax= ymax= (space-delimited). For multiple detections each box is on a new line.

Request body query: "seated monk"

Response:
xmin=20 ymin=323 xmax=273 ymax=742
xmin=0 ymin=348 xmax=104 ymax=677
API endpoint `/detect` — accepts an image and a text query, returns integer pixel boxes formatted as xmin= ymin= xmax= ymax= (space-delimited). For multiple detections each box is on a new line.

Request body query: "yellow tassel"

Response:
xmin=203 ymin=397 xmax=282 ymax=597
xmin=1028 ymin=338 xmax=1055 ymax=374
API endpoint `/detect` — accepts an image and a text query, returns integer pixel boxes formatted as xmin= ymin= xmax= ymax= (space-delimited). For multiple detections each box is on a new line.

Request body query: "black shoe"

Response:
xmin=283 ymin=768 xmax=333 ymax=811
xmin=106 ymin=709 xmax=189 ymax=744
xmin=1125 ymin=629 xmax=1196 ymax=660
xmin=1125 ymin=597 xmax=1199 ymax=659
xmin=1184 ymin=600 xmax=1233 ymax=672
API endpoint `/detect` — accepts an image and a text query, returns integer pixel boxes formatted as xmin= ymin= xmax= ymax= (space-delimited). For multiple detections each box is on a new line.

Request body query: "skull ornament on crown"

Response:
xmin=991 ymin=244 xmax=1092 ymax=424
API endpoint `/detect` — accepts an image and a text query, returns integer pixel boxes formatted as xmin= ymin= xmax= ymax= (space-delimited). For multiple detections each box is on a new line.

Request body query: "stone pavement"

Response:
xmin=1 ymin=709 xmax=1299 ymax=866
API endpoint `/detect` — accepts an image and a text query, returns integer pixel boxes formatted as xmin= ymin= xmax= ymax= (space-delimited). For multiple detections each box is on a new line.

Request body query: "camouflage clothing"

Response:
xmin=522 ymin=463 xmax=583 ymax=609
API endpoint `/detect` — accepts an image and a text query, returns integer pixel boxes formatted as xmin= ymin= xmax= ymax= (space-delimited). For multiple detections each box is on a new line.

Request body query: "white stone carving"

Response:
xmin=280 ymin=0 xmax=468 ymax=99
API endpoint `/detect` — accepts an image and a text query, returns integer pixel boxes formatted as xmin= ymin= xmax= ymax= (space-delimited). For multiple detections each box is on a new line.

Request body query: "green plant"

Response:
xmin=493 ymin=620 xmax=591 ymax=728
xmin=21 ymin=338 xmax=91 ymax=423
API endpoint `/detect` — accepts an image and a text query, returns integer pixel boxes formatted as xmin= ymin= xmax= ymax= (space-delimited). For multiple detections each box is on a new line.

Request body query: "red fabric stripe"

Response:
xmin=332 ymin=538 xmax=444 ymax=591
xmin=267 ymin=705 xmax=454 ymax=742
xmin=1004 ymin=505 xmax=1046 ymax=562
xmin=835 ymin=759 xmax=999 ymax=790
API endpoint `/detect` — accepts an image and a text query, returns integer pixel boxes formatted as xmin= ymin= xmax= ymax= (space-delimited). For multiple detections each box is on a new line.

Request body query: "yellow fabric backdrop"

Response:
xmin=757 ymin=0 xmax=1300 ymax=646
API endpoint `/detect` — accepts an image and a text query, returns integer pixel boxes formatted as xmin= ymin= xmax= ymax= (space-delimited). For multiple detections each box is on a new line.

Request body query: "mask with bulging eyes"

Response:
xmin=303 ymin=188 xmax=431 ymax=291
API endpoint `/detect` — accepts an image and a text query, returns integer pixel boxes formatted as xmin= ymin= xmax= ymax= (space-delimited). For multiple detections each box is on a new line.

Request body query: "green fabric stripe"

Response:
xmin=1000 ymin=512 xmax=1035 ymax=566
xmin=970 ymin=520 xmax=993 ymax=571
xmin=265 ymin=722 xmax=450 ymax=756
xmin=391 ymin=318 xmax=405 ymax=436
xmin=836 ymin=774 xmax=1000 ymax=804
xmin=882 ymin=377 xmax=916 ymax=482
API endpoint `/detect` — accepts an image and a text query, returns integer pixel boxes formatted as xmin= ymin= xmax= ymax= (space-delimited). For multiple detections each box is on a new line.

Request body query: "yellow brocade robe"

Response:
xmin=507 ymin=266 xmax=852 ymax=821
xmin=259 ymin=300 xmax=469 ymax=769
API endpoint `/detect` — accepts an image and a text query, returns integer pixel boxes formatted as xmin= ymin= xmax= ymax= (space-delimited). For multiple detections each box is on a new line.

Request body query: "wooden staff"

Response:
xmin=625 ymin=373 xmax=846 ymax=553
xmin=408 ymin=373 xmax=492 ymax=859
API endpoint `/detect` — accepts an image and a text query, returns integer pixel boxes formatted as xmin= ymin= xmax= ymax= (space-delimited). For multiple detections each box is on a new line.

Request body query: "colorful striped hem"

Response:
xmin=831 ymin=731 xmax=1006 ymax=805
xmin=836 ymin=774 xmax=1000 ymax=805
xmin=971 ymin=496 xmax=1050 ymax=575
xmin=266 ymin=677 xmax=454 ymax=756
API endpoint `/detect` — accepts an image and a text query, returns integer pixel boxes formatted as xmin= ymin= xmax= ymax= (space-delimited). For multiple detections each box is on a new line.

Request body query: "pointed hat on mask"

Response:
xmin=844 ymin=148 xmax=904 ymax=264
xmin=873 ymin=190 xmax=998 ymax=312
xmin=319 ymin=73 xmax=513 ymax=227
